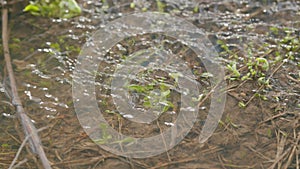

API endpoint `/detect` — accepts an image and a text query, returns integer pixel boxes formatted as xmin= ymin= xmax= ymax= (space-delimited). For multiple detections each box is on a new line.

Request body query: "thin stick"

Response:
xmin=1 ymin=2 xmax=52 ymax=169
xmin=283 ymin=130 xmax=298 ymax=169
xmin=8 ymin=136 xmax=29 ymax=169
xmin=259 ymin=111 xmax=287 ymax=124
xmin=9 ymin=127 xmax=48 ymax=169
xmin=11 ymin=158 xmax=28 ymax=169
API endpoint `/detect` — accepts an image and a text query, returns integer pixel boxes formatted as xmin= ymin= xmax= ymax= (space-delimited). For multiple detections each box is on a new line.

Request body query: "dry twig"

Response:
xmin=1 ymin=2 xmax=51 ymax=168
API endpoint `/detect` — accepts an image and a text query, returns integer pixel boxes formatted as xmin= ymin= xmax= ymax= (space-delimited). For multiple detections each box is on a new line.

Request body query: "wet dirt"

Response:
xmin=0 ymin=0 xmax=299 ymax=168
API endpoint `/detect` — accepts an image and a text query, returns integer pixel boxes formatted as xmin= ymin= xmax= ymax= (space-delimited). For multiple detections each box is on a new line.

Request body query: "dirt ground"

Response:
xmin=0 ymin=0 xmax=299 ymax=168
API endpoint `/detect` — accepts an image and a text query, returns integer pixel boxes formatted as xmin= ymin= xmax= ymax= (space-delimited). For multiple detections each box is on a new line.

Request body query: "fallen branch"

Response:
xmin=9 ymin=127 xmax=48 ymax=169
xmin=1 ymin=2 xmax=52 ymax=169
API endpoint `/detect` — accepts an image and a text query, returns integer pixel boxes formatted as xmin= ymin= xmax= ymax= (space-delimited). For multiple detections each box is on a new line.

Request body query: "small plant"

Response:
xmin=217 ymin=40 xmax=238 ymax=59
xmin=94 ymin=123 xmax=134 ymax=144
xmin=94 ymin=123 xmax=112 ymax=144
xmin=240 ymin=56 xmax=269 ymax=82
xmin=226 ymin=61 xmax=240 ymax=80
xmin=156 ymin=0 xmax=166 ymax=13
xmin=220 ymin=26 xmax=299 ymax=109
xmin=219 ymin=116 xmax=239 ymax=128
xmin=24 ymin=0 xmax=81 ymax=18
xmin=127 ymin=82 xmax=174 ymax=116
xmin=255 ymin=58 xmax=269 ymax=72
xmin=130 ymin=2 xmax=135 ymax=9
xmin=101 ymin=0 xmax=110 ymax=10
xmin=221 ymin=41 xmax=270 ymax=83
xmin=193 ymin=5 xmax=199 ymax=13
xmin=1 ymin=143 xmax=10 ymax=149
xmin=127 ymin=70 xmax=176 ymax=116
xmin=238 ymin=101 xmax=246 ymax=108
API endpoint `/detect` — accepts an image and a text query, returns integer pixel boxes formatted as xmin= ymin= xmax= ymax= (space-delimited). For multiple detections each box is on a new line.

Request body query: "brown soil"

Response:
xmin=0 ymin=0 xmax=299 ymax=168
